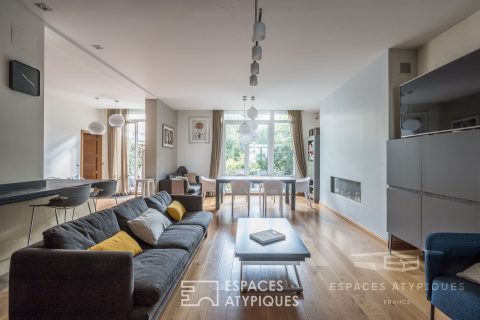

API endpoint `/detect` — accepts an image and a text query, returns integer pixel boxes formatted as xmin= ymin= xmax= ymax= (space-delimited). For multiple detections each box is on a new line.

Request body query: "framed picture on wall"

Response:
xmin=162 ymin=124 xmax=174 ymax=148
xmin=189 ymin=117 xmax=210 ymax=143
xmin=451 ymin=115 xmax=479 ymax=129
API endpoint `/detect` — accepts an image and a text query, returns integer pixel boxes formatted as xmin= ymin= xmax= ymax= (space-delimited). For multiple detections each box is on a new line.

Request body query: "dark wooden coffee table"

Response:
xmin=234 ymin=218 xmax=311 ymax=292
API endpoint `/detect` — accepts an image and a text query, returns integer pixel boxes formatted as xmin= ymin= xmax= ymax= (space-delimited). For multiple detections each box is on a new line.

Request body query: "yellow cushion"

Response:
xmin=88 ymin=231 xmax=142 ymax=256
xmin=167 ymin=200 xmax=186 ymax=221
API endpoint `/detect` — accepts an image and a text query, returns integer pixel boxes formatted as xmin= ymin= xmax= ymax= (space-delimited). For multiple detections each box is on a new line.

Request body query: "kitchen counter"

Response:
xmin=0 ymin=179 xmax=107 ymax=206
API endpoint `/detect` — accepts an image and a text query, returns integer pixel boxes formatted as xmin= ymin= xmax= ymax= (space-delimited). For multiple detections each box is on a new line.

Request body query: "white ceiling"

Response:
xmin=27 ymin=0 xmax=480 ymax=110
xmin=45 ymin=28 xmax=151 ymax=109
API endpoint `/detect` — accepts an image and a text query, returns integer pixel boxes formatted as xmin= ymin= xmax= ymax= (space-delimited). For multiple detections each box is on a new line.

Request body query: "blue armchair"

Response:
xmin=425 ymin=233 xmax=480 ymax=320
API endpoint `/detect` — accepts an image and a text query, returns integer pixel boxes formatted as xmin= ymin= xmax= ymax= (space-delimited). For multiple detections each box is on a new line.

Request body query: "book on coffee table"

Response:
xmin=250 ymin=229 xmax=286 ymax=244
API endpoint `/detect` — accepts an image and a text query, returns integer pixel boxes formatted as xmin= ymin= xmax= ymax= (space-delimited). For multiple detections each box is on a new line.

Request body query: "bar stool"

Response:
xmin=135 ymin=178 xmax=155 ymax=197
xmin=28 ymin=184 xmax=92 ymax=245
xmin=89 ymin=180 xmax=118 ymax=212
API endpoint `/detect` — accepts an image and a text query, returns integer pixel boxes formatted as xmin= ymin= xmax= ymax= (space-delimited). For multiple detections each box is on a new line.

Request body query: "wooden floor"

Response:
xmin=0 ymin=196 xmax=449 ymax=320
xmin=159 ymin=196 xmax=449 ymax=320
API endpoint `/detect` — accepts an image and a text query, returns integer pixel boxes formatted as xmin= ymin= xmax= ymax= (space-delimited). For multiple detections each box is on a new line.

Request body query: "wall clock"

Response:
xmin=9 ymin=60 xmax=40 ymax=96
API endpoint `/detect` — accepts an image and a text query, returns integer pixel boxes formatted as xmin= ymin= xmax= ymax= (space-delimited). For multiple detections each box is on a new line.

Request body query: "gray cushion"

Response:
xmin=112 ymin=197 xmax=149 ymax=230
xmin=43 ymin=209 xmax=120 ymax=249
xmin=145 ymin=191 xmax=173 ymax=220
xmin=155 ymin=225 xmax=204 ymax=253
xmin=133 ymin=249 xmax=189 ymax=306
xmin=127 ymin=208 xmax=172 ymax=245
xmin=175 ymin=211 xmax=212 ymax=232
xmin=457 ymin=263 xmax=480 ymax=285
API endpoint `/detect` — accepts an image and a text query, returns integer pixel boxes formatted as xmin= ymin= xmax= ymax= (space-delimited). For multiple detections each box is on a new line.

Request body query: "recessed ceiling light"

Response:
xmin=34 ymin=3 xmax=54 ymax=12
xmin=91 ymin=44 xmax=104 ymax=50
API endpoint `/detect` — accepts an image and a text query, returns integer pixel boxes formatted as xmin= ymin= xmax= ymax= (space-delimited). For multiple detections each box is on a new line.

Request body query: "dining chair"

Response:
xmin=89 ymin=180 xmax=118 ymax=212
xmin=296 ymin=177 xmax=312 ymax=207
xmin=200 ymin=176 xmax=216 ymax=203
xmin=230 ymin=180 xmax=251 ymax=217
xmin=28 ymin=184 xmax=92 ymax=245
xmin=260 ymin=180 xmax=284 ymax=217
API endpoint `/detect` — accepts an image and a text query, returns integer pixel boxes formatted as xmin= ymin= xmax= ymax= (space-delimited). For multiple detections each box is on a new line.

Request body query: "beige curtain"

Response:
xmin=288 ymin=110 xmax=307 ymax=178
xmin=108 ymin=109 xmax=129 ymax=194
xmin=209 ymin=110 xmax=224 ymax=179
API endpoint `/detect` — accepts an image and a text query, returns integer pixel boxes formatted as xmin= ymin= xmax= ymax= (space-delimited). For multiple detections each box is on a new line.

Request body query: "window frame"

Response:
xmin=126 ymin=118 xmax=146 ymax=191
xmin=222 ymin=111 xmax=295 ymax=176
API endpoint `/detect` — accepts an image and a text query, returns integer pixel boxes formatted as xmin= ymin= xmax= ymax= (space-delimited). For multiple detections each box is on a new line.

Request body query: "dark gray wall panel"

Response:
xmin=387 ymin=138 xmax=421 ymax=190
xmin=387 ymin=188 xmax=422 ymax=248
xmin=422 ymin=130 xmax=480 ymax=202
xmin=422 ymin=195 xmax=480 ymax=248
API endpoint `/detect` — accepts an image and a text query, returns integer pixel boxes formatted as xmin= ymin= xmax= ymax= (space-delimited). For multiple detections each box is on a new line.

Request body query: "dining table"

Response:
xmin=215 ymin=176 xmax=297 ymax=211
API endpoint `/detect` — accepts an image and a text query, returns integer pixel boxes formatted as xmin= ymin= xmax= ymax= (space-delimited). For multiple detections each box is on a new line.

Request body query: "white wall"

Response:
xmin=145 ymin=99 xmax=178 ymax=184
xmin=44 ymin=91 xmax=107 ymax=178
xmin=418 ymin=10 xmax=480 ymax=75
xmin=320 ymin=51 xmax=389 ymax=240
xmin=177 ymin=110 xmax=212 ymax=177
xmin=0 ymin=0 xmax=44 ymax=183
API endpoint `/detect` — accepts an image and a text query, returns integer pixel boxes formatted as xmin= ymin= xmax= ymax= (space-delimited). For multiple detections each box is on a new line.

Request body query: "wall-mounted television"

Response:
xmin=400 ymin=49 xmax=480 ymax=138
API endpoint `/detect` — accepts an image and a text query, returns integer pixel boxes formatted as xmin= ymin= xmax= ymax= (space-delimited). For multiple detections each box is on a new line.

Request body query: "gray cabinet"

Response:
xmin=422 ymin=195 xmax=480 ymax=247
xmin=422 ymin=130 xmax=480 ymax=202
xmin=387 ymin=129 xmax=480 ymax=249
xmin=387 ymin=138 xmax=421 ymax=190
xmin=387 ymin=188 xmax=422 ymax=248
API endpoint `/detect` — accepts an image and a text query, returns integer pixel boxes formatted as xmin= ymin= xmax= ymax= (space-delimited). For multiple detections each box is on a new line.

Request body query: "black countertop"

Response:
xmin=0 ymin=179 xmax=106 ymax=206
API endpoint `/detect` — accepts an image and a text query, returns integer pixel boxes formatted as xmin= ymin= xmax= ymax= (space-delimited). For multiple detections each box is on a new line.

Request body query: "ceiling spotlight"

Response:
xmin=34 ymin=3 xmax=54 ymax=12
xmin=91 ymin=44 xmax=104 ymax=50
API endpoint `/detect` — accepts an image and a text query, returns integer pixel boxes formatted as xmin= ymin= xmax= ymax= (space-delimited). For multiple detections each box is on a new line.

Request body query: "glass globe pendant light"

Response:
xmin=108 ymin=113 xmax=125 ymax=127
xmin=88 ymin=97 xmax=106 ymax=135
xmin=247 ymin=96 xmax=258 ymax=120
xmin=88 ymin=121 xmax=106 ymax=135
xmin=108 ymin=99 xmax=126 ymax=128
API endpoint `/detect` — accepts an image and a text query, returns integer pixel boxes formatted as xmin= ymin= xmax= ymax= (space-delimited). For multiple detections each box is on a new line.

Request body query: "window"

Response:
xmin=223 ymin=111 xmax=294 ymax=176
xmin=127 ymin=110 xmax=145 ymax=192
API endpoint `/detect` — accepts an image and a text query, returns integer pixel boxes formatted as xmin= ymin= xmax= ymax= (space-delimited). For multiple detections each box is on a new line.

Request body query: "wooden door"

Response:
xmin=81 ymin=130 xmax=102 ymax=179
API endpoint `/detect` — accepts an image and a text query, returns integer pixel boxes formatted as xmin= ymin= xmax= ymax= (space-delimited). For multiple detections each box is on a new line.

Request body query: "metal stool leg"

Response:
xmin=88 ymin=201 xmax=92 ymax=214
xmin=64 ymin=209 xmax=67 ymax=223
xmin=27 ymin=207 xmax=36 ymax=245
xmin=72 ymin=208 xmax=76 ymax=221
xmin=54 ymin=209 xmax=59 ymax=225
xmin=115 ymin=195 xmax=118 ymax=205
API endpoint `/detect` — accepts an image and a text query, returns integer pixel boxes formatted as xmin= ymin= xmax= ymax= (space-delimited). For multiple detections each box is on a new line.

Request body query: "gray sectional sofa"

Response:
xmin=9 ymin=191 xmax=212 ymax=320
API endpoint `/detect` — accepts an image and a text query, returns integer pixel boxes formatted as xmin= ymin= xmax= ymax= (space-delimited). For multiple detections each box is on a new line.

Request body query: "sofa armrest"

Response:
xmin=171 ymin=194 xmax=203 ymax=212
xmin=9 ymin=248 xmax=134 ymax=320
xmin=425 ymin=233 xmax=480 ymax=300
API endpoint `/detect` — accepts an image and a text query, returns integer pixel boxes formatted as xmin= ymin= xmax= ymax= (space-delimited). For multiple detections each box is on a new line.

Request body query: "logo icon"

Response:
xmin=181 ymin=280 xmax=220 ymax=307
